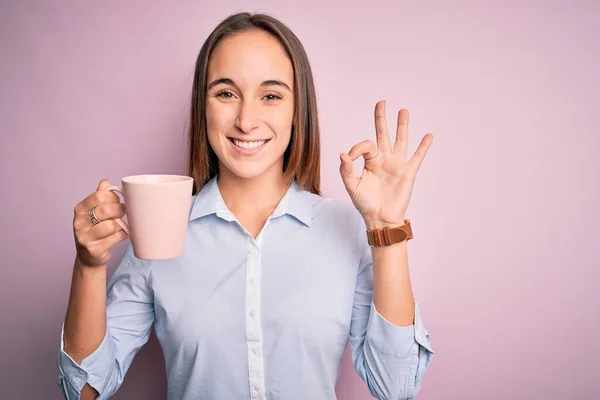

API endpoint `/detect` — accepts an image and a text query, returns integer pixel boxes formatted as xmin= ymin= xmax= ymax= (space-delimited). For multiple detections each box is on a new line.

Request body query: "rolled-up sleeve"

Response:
xmin=349 ymin=215 xmax=434 ymax=400
xmin=57 ymin=243 xmax=155 ymax=399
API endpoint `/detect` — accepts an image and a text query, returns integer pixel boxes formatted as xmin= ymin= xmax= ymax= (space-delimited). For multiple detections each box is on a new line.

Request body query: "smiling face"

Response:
xmin=205 ymin=29 xmax=295 ymax=182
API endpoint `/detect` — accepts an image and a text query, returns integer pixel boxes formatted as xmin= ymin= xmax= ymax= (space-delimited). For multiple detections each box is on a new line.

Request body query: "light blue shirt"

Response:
xmin=57 ymin=177 xmax=434 ymax=399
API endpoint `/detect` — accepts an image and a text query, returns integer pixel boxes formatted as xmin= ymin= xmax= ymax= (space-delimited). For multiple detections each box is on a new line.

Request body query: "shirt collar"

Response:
xmin=189 ymin=176 xmax=313 ymax=227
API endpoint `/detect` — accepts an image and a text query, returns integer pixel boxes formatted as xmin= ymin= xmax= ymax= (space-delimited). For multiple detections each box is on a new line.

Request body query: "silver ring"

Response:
xmin=88 ymin=207 xmax=102 ymax=225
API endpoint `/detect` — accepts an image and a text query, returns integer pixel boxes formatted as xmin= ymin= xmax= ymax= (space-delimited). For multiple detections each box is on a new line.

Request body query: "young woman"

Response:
xmin=58 ymin=12 xmax=435 ymax=400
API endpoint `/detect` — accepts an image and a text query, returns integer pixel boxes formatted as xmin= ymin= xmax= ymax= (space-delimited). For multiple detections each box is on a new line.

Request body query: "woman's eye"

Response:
xmin=216 ymin=91 xmax=234 ymax=98
xmin=264 ymin=94 xmax=282 ymax=101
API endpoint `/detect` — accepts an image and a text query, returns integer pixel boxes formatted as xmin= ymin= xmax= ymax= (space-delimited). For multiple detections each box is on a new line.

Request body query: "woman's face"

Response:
xmin=205 ymin=29 xmax=295 ymax=181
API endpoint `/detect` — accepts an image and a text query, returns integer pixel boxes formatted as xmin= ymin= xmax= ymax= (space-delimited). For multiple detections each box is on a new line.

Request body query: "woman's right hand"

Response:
xmin=73 ymin=179 xmax=129 ymax=267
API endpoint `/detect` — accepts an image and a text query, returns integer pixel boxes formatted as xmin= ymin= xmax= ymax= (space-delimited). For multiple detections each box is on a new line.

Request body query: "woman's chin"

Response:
xmin=221 ymin=161 xmax=276 ymax=181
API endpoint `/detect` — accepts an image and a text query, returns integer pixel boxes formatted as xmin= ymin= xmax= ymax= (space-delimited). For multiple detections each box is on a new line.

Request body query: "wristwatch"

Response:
xmin=367 ymin=219 xmax=413 ymax=247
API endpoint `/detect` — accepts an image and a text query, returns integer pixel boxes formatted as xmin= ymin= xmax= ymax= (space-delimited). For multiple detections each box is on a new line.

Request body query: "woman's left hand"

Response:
xmin=340 ymin=101 xmax=434 ymax=229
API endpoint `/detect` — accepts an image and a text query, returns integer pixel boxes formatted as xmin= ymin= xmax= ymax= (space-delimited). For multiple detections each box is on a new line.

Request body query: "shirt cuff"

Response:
xmin=366 ymin=300 xmax=434 ymax=359
xmin=58 ymin=322 xmax=115 ymax=396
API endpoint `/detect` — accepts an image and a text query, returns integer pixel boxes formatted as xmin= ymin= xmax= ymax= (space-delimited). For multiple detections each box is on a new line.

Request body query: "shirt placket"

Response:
xmin=245 ymin=235 xmax=266 ymax=399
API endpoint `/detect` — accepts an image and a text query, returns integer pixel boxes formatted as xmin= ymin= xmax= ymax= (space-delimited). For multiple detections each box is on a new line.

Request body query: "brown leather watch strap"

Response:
xmin=367 ymin=219 xmax=413 ymax=247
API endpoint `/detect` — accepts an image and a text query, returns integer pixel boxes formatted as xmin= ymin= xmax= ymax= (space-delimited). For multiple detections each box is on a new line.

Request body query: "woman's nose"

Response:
xmin=235 ymin=101 xmax=261 ymax=134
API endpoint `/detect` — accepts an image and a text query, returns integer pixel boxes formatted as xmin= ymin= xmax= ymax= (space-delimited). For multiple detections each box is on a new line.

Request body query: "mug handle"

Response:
xmin=105 ymin=185 xmax=130 ymax=235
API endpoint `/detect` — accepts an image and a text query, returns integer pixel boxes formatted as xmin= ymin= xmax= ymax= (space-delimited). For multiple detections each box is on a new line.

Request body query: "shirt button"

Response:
xmin=249 ymin=310 xmax=255 ymax=318
xmin=248 ymin=247 xmax=258 ymax=256
xmin=251 ymin=348 xmax=258 ymax=355
xmin=254 ymin=385 xmax=260 ymax=392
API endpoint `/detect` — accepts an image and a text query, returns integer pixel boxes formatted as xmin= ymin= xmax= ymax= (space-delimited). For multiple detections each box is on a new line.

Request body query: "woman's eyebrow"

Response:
xmin=207 ymin=77 xmax=235 ymax=90
xmin=260 ymin=80 xmax=291 ymax=91
xmin=207 ymin=78 xmax=291 ymax=92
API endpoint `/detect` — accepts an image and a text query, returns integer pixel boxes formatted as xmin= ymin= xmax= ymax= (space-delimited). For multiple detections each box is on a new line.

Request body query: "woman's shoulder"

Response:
xmin=299 ymin=190 xmax=364 ymax=229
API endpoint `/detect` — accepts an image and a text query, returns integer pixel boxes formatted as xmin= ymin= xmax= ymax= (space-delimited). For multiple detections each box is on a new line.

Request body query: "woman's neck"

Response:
xmin=216 ymin=166 xmax=290 ymax=220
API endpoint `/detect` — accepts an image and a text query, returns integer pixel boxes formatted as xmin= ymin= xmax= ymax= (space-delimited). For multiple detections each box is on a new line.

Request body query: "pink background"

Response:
xmin=1 ymin=1 xmax=599 ymax=399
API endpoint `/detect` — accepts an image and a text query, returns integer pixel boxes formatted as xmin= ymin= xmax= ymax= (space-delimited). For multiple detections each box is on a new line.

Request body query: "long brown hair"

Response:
xmin=187 ymin=12 xmax=321 ymax=195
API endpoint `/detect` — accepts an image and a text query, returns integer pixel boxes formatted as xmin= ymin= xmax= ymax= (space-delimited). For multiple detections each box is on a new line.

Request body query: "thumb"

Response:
xmin=339 ymin=153 xmax=359 ymax=191
xmin=96 ymin=179 xmax=112 ymax=192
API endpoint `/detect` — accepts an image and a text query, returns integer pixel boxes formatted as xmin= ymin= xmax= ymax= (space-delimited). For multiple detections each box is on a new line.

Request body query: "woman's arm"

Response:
xmin=64 ymin=257 xmax=108 ymax=363
xmin=63 ymin=258 xmax=108 ymax=398
xmin=349 ymin=213 xmax=433 ymax=400
xmin=58 ymin=244 xmax=155 ymax=399
xmin=367 ymin=224 xmax=415 ymax=327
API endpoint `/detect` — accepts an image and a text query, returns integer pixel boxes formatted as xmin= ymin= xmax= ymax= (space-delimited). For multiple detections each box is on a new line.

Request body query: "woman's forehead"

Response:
xmin=208 ymin=30 xmax=294 ymax=88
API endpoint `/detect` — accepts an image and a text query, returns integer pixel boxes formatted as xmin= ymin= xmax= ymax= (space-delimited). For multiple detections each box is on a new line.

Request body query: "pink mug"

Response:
xmin=105 ymin=174 xmax=194 ymax=260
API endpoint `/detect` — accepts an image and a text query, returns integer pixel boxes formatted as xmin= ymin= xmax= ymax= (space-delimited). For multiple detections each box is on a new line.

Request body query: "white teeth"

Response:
xmin=233 ymin=139 xmax=266 ymax=149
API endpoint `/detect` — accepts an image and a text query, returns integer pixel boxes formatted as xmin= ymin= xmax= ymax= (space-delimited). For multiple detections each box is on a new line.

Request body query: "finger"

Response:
xmin=95 ymin=179 xmax=120 ymax=204
xmin=75 ymin=218 xmax=124 ymax=244
xmin=74 ymin=203 xmax=125 ymax=237
xmin=87 ymin=219 xmax=126 ymax=241
xmin=99 ymin=229 xmax=129 ymax=248
xmin=394 ymin=108 xmax=409 ymax=158
xmin=87 ymin=230 xmax=129 ymax=260
xmin=374 ymin=100 xmax=392 ymax=153
xmin=75 ymin=186 xmax=120 ymax=215
xmin=97 ymin=229 xmax=129 ymax=249
xmin=73 ymin=203 xmax=125 ymax=233
xmin=91 ymin=202 xmax=126 ymax=222
xmin=339 ymin=153 xmax=359 ymax=191
xmin=75 ymin=192 xmax=121 ymax=215
xmin=348 ymin=140 xmax=378 ymax=161
xmin=79 ymin=203 xmax=126 ymax=230
xmin=97 ymin=179 xmax=112 ymax=192
xmin=408 ymin=133 xmax=434 ymax=172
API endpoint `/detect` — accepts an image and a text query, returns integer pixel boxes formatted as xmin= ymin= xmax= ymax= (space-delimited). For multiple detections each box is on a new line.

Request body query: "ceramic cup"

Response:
xmin=106 ymin=174 xmax=194 ymax=260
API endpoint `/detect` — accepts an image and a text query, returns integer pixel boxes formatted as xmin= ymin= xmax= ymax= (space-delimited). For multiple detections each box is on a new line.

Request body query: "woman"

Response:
xmin=58 ymin=12 xmax=435 ymax=400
